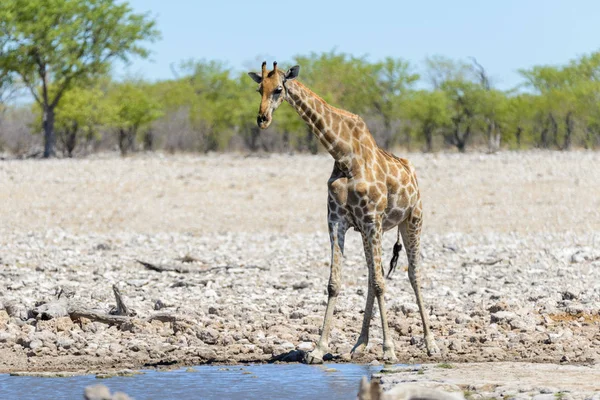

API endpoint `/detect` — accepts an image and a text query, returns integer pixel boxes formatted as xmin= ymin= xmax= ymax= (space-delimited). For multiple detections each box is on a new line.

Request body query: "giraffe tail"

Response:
xmin=387 ymin=237 xmax=403 ymax=279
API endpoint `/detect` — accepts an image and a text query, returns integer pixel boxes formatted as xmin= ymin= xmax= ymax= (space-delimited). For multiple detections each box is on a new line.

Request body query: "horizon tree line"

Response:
xmin=1 ymin=0 xmax=600 ymax=157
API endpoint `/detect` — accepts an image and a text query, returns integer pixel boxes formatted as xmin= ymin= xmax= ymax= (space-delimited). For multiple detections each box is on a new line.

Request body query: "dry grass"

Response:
xmin=548 ymin=313 xmax=600 ymax=324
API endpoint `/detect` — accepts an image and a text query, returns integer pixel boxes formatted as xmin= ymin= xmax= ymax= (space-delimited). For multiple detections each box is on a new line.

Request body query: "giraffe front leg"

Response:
xmin=304 ymin=220 xmax=346 ymax=364
xmin=351 ymin=234 xmax=375 ymax=358
xmin=355 ymin=220 xmax=398 ymax=363
xmin=369 ymin=223 xmax=398 ymax=363
xmin=351 ymin=284 xmax=374 ymax=357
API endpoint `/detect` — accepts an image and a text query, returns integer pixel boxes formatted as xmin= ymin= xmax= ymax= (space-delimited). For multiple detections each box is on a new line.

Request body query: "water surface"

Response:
xmin=0 ymin=363 xmax=387 ymax=400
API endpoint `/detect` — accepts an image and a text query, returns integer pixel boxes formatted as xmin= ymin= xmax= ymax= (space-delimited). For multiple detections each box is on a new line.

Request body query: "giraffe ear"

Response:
xmin=248 ymin=72 xmax=262 ymax=84
xmin=285 ymin=65 xmax=300 ymax=81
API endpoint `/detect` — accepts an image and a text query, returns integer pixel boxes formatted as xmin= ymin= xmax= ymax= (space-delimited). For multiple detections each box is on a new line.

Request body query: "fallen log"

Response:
xmin=69 ymin=307 xmax=131 ymax=325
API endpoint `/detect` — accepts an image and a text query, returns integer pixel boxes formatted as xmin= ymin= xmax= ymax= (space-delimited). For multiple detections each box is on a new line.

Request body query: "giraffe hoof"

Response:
xmin=351 ymin=338 xmax=368 ymax=357
xmin=426 ymin=340 xmax=441 ymax=356
xmin=383 ymin=347 xmax=398 ymax=364
xmin=303 ymin=349 xmax=324 ymax=365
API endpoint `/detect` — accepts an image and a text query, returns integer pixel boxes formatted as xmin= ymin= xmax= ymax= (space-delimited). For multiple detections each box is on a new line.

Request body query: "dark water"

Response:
xmin=0 ymin=363 xmax=387 ymax=400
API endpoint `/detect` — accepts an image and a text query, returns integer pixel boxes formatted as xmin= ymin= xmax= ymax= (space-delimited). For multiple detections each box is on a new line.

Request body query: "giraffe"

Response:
xmin=248 ymin=61 xmax=440 ymax=363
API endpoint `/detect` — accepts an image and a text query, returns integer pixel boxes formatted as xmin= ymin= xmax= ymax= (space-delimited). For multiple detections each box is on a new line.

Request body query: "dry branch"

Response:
xmin=110 ymin=284 xmax=135 ymax=316
xmin=69 ymin=307 xmax=131 ymax=325
xmin=136 ymin=260 xmax=193 ymax=273
xmin=136 ymin=259 xmax=268 ymax=273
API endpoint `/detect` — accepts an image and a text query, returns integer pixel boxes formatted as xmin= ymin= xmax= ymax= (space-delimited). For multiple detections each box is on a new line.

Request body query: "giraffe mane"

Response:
xmin=291 ymin=80 xmax=360 ymax=120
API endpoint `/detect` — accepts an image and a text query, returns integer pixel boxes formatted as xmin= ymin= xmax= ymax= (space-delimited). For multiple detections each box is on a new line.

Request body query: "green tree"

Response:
xmin=405 ymin=90 xmax=450 ymax=152
xmin=504 ymin=93 xmax=536 ymax=148
xmin=107 ymin=81 xmax=162 ymax=155
xmin=181 ymin=60 xmax=240 ymax=152
xmin=293 ymin=51 xmax=374 ymax=152
xmin=53 ymin=84 xmax=109 ymax=157
xmin=0 ymin=0 xmax=158 ymax=157
xmin=369 ymin=57 xmax=418 ymax=148
xmin=425 ymin=56 xmax=483 ymax=152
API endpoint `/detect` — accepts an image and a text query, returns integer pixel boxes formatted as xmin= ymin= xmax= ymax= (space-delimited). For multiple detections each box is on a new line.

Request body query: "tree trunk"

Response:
xmin=118 ymin=128 xmax=130 ymax=156
xmin=424 ymin=125 xmax=433 ymax=152
xmin=549 ymin=113 xmax=558 ymax=148
xmin=127 ymin=128 xmax=136 ymax=153
xmin=516 ymin=127 xmax=522 ymax=149
xmin=404 ymin=126 xmax=411 ymax=152
xmin=563 ymin=112 xmax=573 ymax=150
xmin=143 ymin=129 xmax=154 ymax=151
xmin=65 ymin=126 xmax=77 ymax=158
xmin=453 ymin=123 xmax=470 ymax=153
xmin=248 ymin=126 xmax=260 ymax=152
xmin=43 ymin=106 xmax=56 ymax=158
xmin=487 ymin=120 xmax=500 ymax=153
xmin=540 ymin=124 xmax=549 ymax=149
xmin=382 ymin=116 xmax=392 ymax=150
xmin=282 ymin=130 xmax=290 ymax=152
xmin=306 ymin=127 xmax=318 ymax=154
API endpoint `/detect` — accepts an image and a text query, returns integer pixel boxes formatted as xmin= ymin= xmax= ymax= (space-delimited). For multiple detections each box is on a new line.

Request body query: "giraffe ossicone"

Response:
xmin=248 ymin=61 xmax=440 ymax=363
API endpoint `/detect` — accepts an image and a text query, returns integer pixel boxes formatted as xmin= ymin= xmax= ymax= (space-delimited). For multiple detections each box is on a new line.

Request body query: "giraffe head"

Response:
xmin=248 ymin=61 xmax=300 ymax=129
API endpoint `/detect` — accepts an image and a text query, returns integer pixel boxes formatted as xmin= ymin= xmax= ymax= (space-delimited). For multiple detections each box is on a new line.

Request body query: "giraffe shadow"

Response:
xmin=268 ymin=350 xmax=336 ymax=363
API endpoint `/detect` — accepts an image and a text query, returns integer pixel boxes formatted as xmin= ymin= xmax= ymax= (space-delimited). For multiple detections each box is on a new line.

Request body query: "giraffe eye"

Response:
xmin=273 ymin=87 xmax=283 ymax=94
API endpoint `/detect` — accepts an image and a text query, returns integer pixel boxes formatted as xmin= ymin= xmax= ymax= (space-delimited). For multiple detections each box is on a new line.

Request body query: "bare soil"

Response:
xmin=1 ymin=151 xmax=599 ymax=398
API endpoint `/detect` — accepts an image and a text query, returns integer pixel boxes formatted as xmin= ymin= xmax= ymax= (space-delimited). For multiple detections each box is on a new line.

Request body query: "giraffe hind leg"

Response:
xmin=400 ymin=216 xmax=440 ymax=356
xmin=354 ymin=219 xmax=397 ymax=363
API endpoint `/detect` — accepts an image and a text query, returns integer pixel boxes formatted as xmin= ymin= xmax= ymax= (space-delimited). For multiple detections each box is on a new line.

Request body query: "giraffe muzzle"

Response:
xmin=257 ymin=114 xmax=271 ymax=129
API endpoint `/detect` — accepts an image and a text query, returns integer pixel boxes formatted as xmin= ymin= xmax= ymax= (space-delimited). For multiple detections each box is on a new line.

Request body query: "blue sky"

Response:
xmin=123 ymin=0 xmax=600 ymax=89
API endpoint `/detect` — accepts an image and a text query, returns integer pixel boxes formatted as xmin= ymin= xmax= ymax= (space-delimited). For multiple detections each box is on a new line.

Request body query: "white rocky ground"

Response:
xmin=1 ymin=151 xmax=599 ymax=398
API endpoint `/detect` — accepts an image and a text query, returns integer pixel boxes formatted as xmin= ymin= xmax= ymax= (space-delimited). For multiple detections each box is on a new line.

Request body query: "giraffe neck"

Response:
xmin=285 ymin=80 xmax=370 ymax=165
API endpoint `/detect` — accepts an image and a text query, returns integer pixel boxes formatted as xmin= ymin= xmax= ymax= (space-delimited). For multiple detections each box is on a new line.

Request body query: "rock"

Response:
xmin=0 ymin=309 xmax=9 ymax=324
xmin=280 ymin=341 xmax=295 ymax=351
xmin=292 ymin=281 xmax=310 ymax=290
xmin=561 ymin=291 xmax=578 ymax=301
xmin=454 ymin=314 xmax=471 ymax=325
xmin=109 ymin=343 xmax=123 ymax=353
xmin=208 ymin=306 xmax=219 ymax=315
xmin=490 ymin=311 xmax=517 ymax=324
xmin=289 ymin=310 xmax=305 ymax=319
xmin=400 ymin=303 xmax=419 ymax=316
xmin=55 ymin=316 xmax=74 ymax=332
xmin=196 ymin=347 xmax=217 ymax=360
xmin=56 ymin=337 xmax=75 ymax=349
xmin=5 ymin=301 xmax=28 ymax=320
xmin=154 ymin=299 xmax=167 ymax=310
xmin=0 ymin=331 xmax=16 ymax=343
xmin=84 ymin=384 xmax=112 ymax=400
xmin=111 ymin=393 xmax=131 ymax=400
xmin=358 ymin=377 xmax=465 ymax=400
xmin=570 ymin=251 xmax=585 ymax=263
xmin=31 ymin=300 xmax=69 ymax=320
xmin=532 ymin=395 xmax=556 ymax=400
xmin=198 ymin=327 xmax=220 ymax=345
xmin=509 ymin=318 xmax=529 ymax=331
xmin=448 ymin=339 xmax=463 ymax=352
xmin=297 ymin=341 xmax=314 ymax=352
xmin=487 ymin=301 xmax=509 ymax=313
